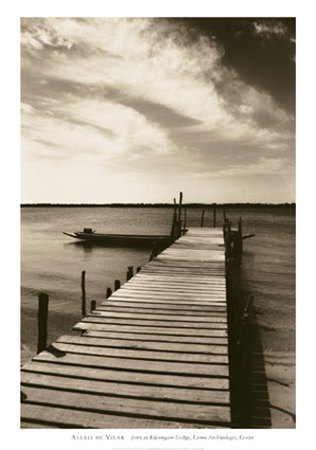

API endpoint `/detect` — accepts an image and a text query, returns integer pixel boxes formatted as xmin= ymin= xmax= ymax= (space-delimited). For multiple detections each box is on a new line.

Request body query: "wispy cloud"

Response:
xmin=21 ymin=18 xmax=295 ymax=203
xmin=253 ymin=21 xmax=288 ymax=37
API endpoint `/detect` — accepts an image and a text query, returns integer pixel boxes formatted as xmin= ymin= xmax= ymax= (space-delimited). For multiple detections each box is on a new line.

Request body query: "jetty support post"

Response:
xmin=178 ymin=192 xmax=183 ymax=237
xmin=236 ymin=216 xmax=243 ymax=263
xmin=170 ymin=198 xmax=178 ymax=242
xmin=106 ymin=287 xmax=112 ymax=299
xmin=150 ymin=241 xmax=159 ymax=261
xmin=114 ymin=279 xmax=121 ymax=291
xmin=200 ymin=209 xmax=205 ymax=227
xmin=90 ymin=299 xmax=97 ymax=313
xmin=213 ymin=204 xmax=217 ymax=227
xmin=224 ymin=219 xmax=232 ymax=261
xmin=183 ymin=207 xmax=187 ymax=234
xmin=81 ymin=271 xmax=86 ymax=317
xmin=127 ymin=266 xmax=134 ymax=281
xmin=37 ymin=293 xmax=49 ymax=354
xmin=136 ymin=266 xmax=141 ymax=273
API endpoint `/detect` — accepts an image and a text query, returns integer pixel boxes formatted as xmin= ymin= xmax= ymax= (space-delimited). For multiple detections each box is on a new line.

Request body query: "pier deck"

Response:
xmin=21 ymin=227 xmax=231 ymax=428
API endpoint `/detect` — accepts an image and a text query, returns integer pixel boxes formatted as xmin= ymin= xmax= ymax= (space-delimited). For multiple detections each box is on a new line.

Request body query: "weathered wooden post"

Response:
xmin=136 ymin=266 xmax=141 ymax=273
xmin=238 ymin=216 xmax=243 ymax=239
xmin=183 ymin=207 xmax=187 ymax=234
xmin=178 ymin=192 xmax=183 ymax=231
xmin=81 ymin=270 xmax=86 ymax=317
xmin=227 ymin=220 xmax=232 ymax=260
xmin=213 ymin=204 xmax=217 ymax=227
xmin=90 ymin=299 xmax=97 ymax=313
xmin=127 ymin=266 xmax=134 ymax=281
xmin=106 ymin=287 xmax=112 ymax=299
xmin=170 ymin=198 xmax=177 ymax=242
xmin=150 ymin=241 xmax=158 ymax=261
xmin=178 ymin=192 xmax=183 ymax=222
xmin=114 ymin=279 xmax=121 ymax=291
xmin=200 ymin=209 xmax=205 ymax=227
xmin=237 ymin=216 xmax=243 ymax=262
xmin=223 ymin=206 xmax=226 ymax=222
xmin=37 ymin=293 xmax=49 ymax=354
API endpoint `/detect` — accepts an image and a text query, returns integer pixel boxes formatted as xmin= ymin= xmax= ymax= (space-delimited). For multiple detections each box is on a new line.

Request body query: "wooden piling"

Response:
xmin=213 ymin=204 xmax=217 ymax=228
xmin=37 ymin=293 xmax=49 ymax=354
xmin=127 ymin=266 xmax=134 ymax=281
xmin=114 ymin=279 xmax=121 ymax=291
xmin=136 ymin=266 xmax=141 ymax=273
xmin=81 ymin=271 xmax=86 ymax=317
xmin=170 ymin=198 xmax=178 ymax=242
xmin=236 ymin=216 xmax=243 ymax=262
xmin=183 ymin=207 xmax=187 ymax=234
xmin=90 ymin=300 xmax=97 ymax=313
xmin=238 ymin=216 xmax=243 ymax=238
xmin=106 ymin=287 xmax=112 ymax=299
xmin=200 ymin=209 xmax=205 ymax=227
xmin=150 ymin=242 xmax=158 ymax=261
xmin=178 ymin=192 xmax=183 ymax=228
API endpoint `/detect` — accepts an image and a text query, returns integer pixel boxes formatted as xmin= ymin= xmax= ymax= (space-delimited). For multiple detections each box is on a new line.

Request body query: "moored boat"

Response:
xmin=63 ymin=228 xmax=171 ymax=248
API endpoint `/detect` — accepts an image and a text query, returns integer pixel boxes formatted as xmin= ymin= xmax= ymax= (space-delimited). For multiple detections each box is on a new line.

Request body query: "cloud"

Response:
xmin=20 ymin=18 xmax=295 ymax=203
xmin=191 ymin=156 xmax=293 ymax=179
xmin=253 ymin=21 xmax=288 ymax=37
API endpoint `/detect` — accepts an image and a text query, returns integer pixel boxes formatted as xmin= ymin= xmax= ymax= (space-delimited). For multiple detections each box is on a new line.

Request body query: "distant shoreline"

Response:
xmin=21 ymin=202 xmax=295 ymax=208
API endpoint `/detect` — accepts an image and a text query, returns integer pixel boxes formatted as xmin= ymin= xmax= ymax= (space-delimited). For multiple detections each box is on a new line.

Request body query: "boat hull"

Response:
xmin=63 ymin=232 xmax=171 ymax=248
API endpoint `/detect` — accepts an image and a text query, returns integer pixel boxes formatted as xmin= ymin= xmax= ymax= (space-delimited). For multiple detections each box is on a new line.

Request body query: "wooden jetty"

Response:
xmin=21 ymin=227 xmax=231 ymax=428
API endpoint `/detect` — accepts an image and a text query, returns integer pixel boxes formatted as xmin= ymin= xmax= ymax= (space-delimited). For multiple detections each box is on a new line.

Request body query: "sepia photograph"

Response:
xmin=19 ymin=14 xmax=295 ymax=432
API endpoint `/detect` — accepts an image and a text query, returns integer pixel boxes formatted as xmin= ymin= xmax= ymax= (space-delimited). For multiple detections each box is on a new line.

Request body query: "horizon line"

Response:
xmin=20 ymin=202 xmax=296 ymax=207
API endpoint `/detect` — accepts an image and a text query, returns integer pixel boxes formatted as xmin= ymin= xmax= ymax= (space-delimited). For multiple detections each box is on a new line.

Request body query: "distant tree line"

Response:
xmin=20 ymin=202 xmax=295 ymax=208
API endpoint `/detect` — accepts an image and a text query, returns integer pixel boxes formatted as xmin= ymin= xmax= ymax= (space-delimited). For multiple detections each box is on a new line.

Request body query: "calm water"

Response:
xmin=21 ymin=206 xmax=295 ymax=359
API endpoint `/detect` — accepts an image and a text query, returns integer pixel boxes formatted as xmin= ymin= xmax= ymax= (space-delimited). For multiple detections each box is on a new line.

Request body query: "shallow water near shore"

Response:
xmin=21 ymin=205 xmax=295 ymax=427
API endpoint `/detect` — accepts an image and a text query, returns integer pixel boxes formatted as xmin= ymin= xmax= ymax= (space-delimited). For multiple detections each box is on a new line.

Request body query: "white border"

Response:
xmin=2 ymin=1 xmax=313 ymax=448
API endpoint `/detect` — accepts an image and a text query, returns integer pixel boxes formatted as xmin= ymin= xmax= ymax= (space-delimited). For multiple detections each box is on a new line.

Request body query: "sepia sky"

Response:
xmin=21 ymin=17 xmax=295 ymax=204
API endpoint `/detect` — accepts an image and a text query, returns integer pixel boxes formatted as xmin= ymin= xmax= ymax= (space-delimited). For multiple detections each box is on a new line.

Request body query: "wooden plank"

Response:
xmin=79 ymin=316 xmax=228 ymax=330
xmin=148 ymin=261 xmax=225 ymax=268
xmin=21 ymin=420 xmax=56 ymax=429
xmin=107 ymin=294 xmax=227 ymax=303
xmin=74 ymin=321 xmax=228 ymax=337
xmin=56 ymin=334 xmax=228 ymax=354
xmin=115 ymin=282 xmax=226 ymax=289
xmin=120 ymin=284 xmax=227 ymax=292
xmin=109 ymin=292 xmax=227 ymax=303
xmin=90 ymin=311 xmax=227 ymax=323
xmin=121 ymin=284 xmax=227 ymax=292
xmin=97 ymin=303 xmax=227 ymax=312
xmin=22 ymin=386 xmax=231 ymax=425
xmin=52 ymin=339 xmax=228 ymax=363
xmin=21 ymin=403 xmax=210 ymax=429
xmin=82 ymin=330 xmax=228 ymax=345
xmin=135 ymin=272 xmax=225 ymax=278
xmin=130 ymin=275 xmax=226 ymax=283
xmin=125 ymin=283 xmax=226 ymax=290
xmin=100 ymin=299 xmax=227 ymax=309
xmin=142 ymin=268 xmax=225 ymax=274
xmin=96 ymin=303 xmax=227 ymax=315
xmin=22 ymin=360 xmax=230 ymax=389
xmin=156 ymin=255 xmax=225 ymax=263
xmin=38 ymin=342 xmax=228 ymax=370
xmin=33 ymin=349 xmax=229 ymax=377
xmin=21 ymin=372 xmax=230 ymax=405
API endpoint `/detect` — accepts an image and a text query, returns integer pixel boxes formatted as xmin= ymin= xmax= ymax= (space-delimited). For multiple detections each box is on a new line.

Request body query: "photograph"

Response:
xmin=20 ymin=17 xmax=295 ymax=430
